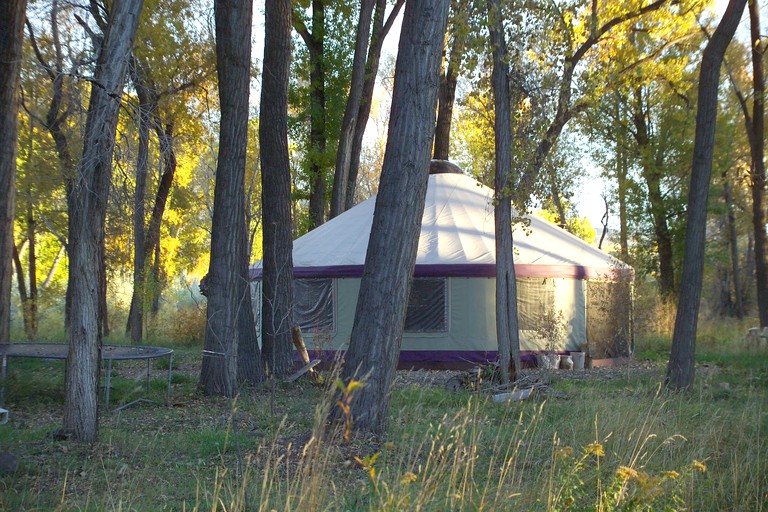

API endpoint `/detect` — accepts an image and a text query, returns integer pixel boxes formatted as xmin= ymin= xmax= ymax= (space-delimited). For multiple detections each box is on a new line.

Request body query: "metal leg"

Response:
xmin=1 ymin=354 xmax=7 ymax=407
xmin=166 ymin=353 xmax=173 ymax=405
xmin=105 ymin=359 xmax=112 ymax=408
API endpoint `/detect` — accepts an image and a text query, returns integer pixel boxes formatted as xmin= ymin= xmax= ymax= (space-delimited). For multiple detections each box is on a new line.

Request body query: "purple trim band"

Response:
xmin=251 ymin=264 xmax=627 ymax=280
xmin=301 ymin=349 xmax=540 ymax=365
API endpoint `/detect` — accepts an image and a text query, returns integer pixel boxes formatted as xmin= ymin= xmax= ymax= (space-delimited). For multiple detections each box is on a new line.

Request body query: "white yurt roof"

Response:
xmin=252 ymin=169 xmax=629 ymax=280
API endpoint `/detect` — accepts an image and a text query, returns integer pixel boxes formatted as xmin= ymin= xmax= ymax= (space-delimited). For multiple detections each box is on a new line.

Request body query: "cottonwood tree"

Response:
xmin=666 ymin=0 xmax=747 ymax=391
xmin=64 ymin=0 xmax=143 ymax=442
xmin=337 ymin=0 xmax=449 ymax=435
xmin=726 ymin=0 xmax=767 ymax=326
xmin=340 ymin=0 xmax=405 ymax=212
xmin=0 ymin=0 xmax=28 ymax=344
xmin=329 ymin=0 xmax=375 ymax=218
xmin=488 ymin=0 xmax=521 ymax=383
xmin=260 ymin=0 xmax=295 ymax=377
xmin=200 ymin=0 xmax=265 ymax=395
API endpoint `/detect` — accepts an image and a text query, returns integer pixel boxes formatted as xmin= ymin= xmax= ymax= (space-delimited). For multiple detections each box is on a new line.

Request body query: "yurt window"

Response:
xmin=405 ymin=278 xmax=447 ymax=332
xmin=516 ymin=277 xmax=555 ymax=331
xmin=293 ymin=278 xmax=335 ymax=334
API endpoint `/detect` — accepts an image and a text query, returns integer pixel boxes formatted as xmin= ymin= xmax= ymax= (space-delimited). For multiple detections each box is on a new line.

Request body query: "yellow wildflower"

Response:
xmin=615 ymin=465 xmax=639 ymax=480
xmin=584 ymin=442 xmax=605 ymax=457
xmin=400 ymin=472 xmax=418 ymax=484
xmin=661 ymin=470 xmax=680 ymax=479
xmin=691 ymin=460 xmax=707 ymax=473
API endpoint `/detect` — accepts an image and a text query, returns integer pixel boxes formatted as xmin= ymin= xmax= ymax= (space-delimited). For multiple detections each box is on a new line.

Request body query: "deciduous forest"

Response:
xmin=0 ymin=0 xmax=766 ymax=509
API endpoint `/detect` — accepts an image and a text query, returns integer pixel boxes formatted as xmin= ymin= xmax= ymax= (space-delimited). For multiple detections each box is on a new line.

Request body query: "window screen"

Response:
xmin=293 ymin=278 xmax=335 ymax=333
xmin=516 ymin=277 xmax=555 ymax=331
xmin=405 ymin=278 xmax=447 ymax=332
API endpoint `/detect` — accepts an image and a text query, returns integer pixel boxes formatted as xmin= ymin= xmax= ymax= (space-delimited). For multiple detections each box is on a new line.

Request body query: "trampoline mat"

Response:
xmin=0 ymin=343 xmax=172 ymax=361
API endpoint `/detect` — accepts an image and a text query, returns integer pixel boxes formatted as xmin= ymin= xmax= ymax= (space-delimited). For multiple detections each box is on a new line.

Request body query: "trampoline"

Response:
xmin=0 ymin=343 xmax=173 ymax=411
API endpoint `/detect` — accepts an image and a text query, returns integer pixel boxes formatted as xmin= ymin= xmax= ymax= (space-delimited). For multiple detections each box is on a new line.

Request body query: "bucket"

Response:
xmin=571 ymin=351 xmax=585 ymax=370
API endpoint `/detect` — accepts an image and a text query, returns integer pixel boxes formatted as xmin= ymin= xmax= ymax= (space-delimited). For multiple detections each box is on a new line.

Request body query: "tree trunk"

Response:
xmin=338 ymin=0 xmax=449 ymax=435
xmin=666 ymin=0 xmax=746 ymax=391
xmin=0 ymin=0 xmax=27 ymax=344
xmin=260 ymin=0 xmax=295 ymax=378
xmin=433 ymin=2 xmax=468 ymax=161
xmin=747 ymin=0 xmax=767 ymax=327
xmin=329 ymin=0 xmax=375 ymax=218
xmin=298 ymin=0 xmax=327 ymax=230
xmin=12 ymin=245 xmax=31 ymax=339
xmin=126 ymin=60 xmax=152 ymax=343
xmin=344 ymin=0 xmax=405 ymax=210
xmin=633 ymin=87 xmax=675 ymax=296
xmin=26 ymin=202 xmax=37 ymax=336
xmin=724 ymin=175 xmax=744 ymax=317
xmin=200 ymin=0 xmax=265 ymax=395
xmin=64 ymin=0 xmax=143 ymax=442
xmin=488 ymin=0 xmax=521 ymax=384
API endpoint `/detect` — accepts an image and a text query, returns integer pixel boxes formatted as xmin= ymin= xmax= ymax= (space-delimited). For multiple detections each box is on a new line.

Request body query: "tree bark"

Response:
xmin=329 ymin=0 xmax=375 ymax=218
xmin=666 ymin=0 xmax=746 ymax=391
xmin=260 ymin=0 xmax=295 ymax=377
xmin=433 ymin=1 xmax=468 ymax=161
xmin=632 ymin=87 xmax=676 ymax=296
xmin=338 ymin=0 xmax=449 ymax=435
xmin=126 ymin=58 xmax=152 ymax=343
xmin=344 ymin=0 xmax=405 ymax=210
xmin=294 ymin=0 xmax=327 ymax=229
xmin=488 ymin=0 xmax=521 ymax=384
xmin=64 ymin=0 xmax=143 ymax=442
xmin=747 ymin=0 xmax=767 ymax=327
xmin=12 ymin=245 xmax=31 ymax=339
xmin=200 ymin=0 xmax=266 ymax=395
xmin=0 ymin=0 xmax=28 ymax=344
xmin=724 ymin=174 xmax=744 ymax=317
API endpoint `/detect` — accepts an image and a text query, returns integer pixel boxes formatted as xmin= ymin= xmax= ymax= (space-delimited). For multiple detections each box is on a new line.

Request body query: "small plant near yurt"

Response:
xmin=535 ymin=307 xmax=568 ymax=352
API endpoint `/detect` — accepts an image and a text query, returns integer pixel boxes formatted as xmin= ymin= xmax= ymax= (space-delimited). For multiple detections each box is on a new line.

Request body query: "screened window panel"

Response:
xmin=293 ymin=278 xmax=335 ymax=333
xmin=405 ymin=278 xmax=447 ymax=332
xmin=516 ymin=277 xmax=555 ymax=331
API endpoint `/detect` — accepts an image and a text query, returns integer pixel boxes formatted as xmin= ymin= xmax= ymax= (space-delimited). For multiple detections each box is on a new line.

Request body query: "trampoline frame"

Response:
xmin=0 ymin=343 xmax=173 ymax=411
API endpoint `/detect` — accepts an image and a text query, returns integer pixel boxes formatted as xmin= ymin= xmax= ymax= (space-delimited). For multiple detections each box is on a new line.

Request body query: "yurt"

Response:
xmin=250 ymin=161 xmax=633 ymax=368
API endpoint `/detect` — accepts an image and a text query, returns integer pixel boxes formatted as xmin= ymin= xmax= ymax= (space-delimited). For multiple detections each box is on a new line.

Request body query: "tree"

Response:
xmin=199 ymin=0 xmax=265 ymax=395
xmin=666 ymin=0 xmax=746 ymax=391
xmin=64 ymin=0 xmax=143 ymax=442
xmin=337 ymin=0 xmax=449 ymax=435
xmin=329 ymin=0 xmax=375 ymax=218
xmin=488 ymin=0 xmax=521 ymax=384
xmin=342 ymin=0 xmax=405 ymax=211
xmin=260 ymin=0 xmax=295 ymax=377
xmin=0 ymin=0 xmax=28 ymax=344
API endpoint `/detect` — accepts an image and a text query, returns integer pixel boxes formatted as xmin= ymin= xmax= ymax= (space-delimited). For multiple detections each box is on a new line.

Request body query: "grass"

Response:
xmin=0 ymin=336 xmax=766 ymax=510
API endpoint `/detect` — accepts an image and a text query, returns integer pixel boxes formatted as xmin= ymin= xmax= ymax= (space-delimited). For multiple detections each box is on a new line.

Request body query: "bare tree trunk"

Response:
xmin=64 ymin=0 xmax=143 ymax=442
xmin=666 ymin=0 xmax=745 ymax=391
xmin=330 ymin=0 xmax=375 ymax=218
xmin=488 ymin=0 xmax=521 ymax=384
xmin=26 ymin=202 xmax=37 ymax=336
xmin=433 ymin=1 xmax=468 ymax=161
xmin=200 ymin=0 xmax=266 ymax=395
xmin=338 ymin=0 xmax=449 ymax=435
xmin=724 ymin=174 xmax=744 ymax=317
xmin=12 ymin=245 xmax=31 ymax=339
xmin=294 ymin=0 xmax=327 ymax=229
xmin=126 ymin=60 xmax=152 ymax=342
xmin=26 ymin=0 xmax=76 ymax=333
xmin=344 ymin=0 xmax=405 ymax=210
xmin=0 ymin=0 xmax=27 ymax=344
xmin=260 ymin=0 xmax=295 ymax=378
xmin=633 ymin=87 xmax=675 ymax=296
xmin=747 ymin=0 xmax=767 ymax=327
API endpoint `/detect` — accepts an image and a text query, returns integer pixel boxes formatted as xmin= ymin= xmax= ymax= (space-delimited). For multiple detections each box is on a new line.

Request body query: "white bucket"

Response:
xmin=571 ymin=352 xmax=585 ymax=370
